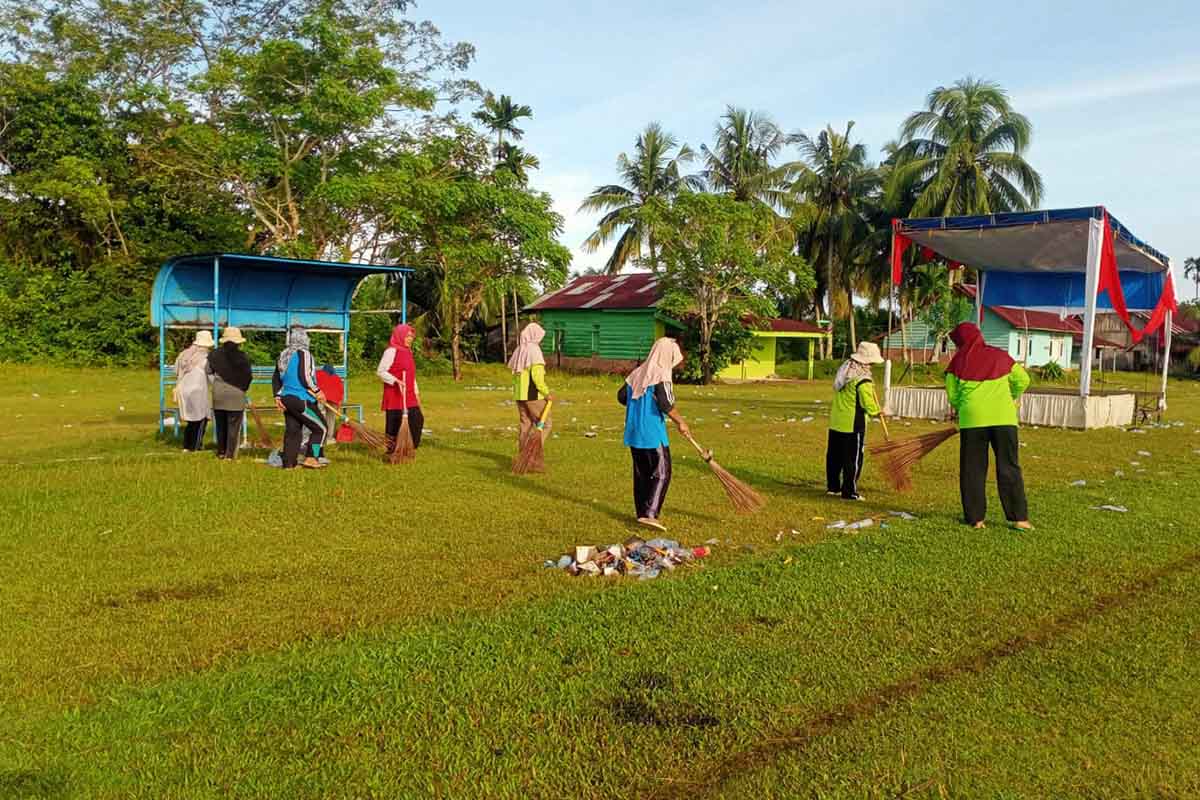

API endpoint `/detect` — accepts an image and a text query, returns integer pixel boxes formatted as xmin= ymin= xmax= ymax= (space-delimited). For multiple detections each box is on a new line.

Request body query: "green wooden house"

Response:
xmin=524 ymin=273 xmax=683 ymax=370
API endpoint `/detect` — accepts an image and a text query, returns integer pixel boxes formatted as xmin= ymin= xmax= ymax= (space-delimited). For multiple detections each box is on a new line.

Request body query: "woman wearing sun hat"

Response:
xmin=826 ymin=341 xmax=885 ymax=501
xmin=173 ymin=330 xmax=214 ymax=451
xmin=208 ymin=326 xmax=253 ymax=460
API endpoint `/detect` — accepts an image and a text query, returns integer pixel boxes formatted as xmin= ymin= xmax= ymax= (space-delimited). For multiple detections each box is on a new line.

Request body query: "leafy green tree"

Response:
xmin=791 ymin=121 xmax=880 ymax=348
xmin=579 ymin=122 xmax=700 ymax=274
xmin=646 ymin=192 xmax=810 ymax=383
xmin=473 ymin=93 xmax=532 ymax=158
xmin=1184 ymin=256 xmax=1200 ymax=300
xmin=894 ymin=77 xmax=1043 ymax=216
xmin=701 ymin=106 xmax=795 ymax=208
xmin=384 ymin=131 xmax=570 ymax=379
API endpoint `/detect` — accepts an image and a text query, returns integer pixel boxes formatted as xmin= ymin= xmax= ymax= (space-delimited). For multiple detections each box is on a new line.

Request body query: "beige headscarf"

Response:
xmin=507 ymin=323 xmax=547 ymax=373
xmin=625 ymin=337 xmax=683 ymax=400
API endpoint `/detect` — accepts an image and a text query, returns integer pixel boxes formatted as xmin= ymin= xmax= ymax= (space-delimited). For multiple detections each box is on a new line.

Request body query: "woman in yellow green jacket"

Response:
xmin=508 ymin=323 xmax=553 ymax=443
xmin=826 ymin=342 xmax=885 ymax=500
xmin=945 ymin=322 xmax=1033 ymax=530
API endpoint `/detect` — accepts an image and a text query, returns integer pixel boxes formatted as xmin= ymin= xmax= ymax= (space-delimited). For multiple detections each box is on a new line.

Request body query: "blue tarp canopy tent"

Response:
xmin=151 ymin=253 xmax=410 ymax=433
xmin=892 ymin=206 xmax=1175 ymax=399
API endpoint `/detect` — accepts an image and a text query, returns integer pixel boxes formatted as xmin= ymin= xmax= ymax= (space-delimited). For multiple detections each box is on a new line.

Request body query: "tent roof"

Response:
xmin=526 ymin=273 xmax=661 ymax=311
xmin=897 ymin=207 xmax=1169 ymax=274
xmin=151 ymin=253 xmax=408 ymax=331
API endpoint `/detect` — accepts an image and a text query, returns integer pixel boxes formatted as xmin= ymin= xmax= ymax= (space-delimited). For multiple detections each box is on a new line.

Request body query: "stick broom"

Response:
xmin=512 ymin=400 xmax=553 ymax=475
xmin=683 ymin=432 xmax=765 ymax=514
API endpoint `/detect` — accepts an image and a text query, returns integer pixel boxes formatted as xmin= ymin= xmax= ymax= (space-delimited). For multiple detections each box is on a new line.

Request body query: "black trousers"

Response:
xmin=281 ymin=396 xmax=327 ymax=468
xmin=826 ymin=430 xmax=864 ymax=498
xmin=631 ymin=446 xmax=671 ymax=519
xmin=213 ymin=410 xmax=244 ymax=459
xmin=959 ymin=425 xmax=1028 ymax=524
xmin=182 ymin=419 xmax=207 ymax=451
xmin=385 ymin=407 xmax=424 ymax=448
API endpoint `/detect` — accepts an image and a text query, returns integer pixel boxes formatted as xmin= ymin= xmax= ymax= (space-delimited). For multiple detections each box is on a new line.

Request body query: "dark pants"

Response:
xmin=213 ymin=410 xmax=244 ymax=459
xmin=631 ymin=446 xmax=672 ymax=519
xmin=281 ymin=395 xmax=327 ymax=468
xmin=959 ymin=425 xmax=1028 ymax=524
xmin=183 ymin=419 xmax=207 ymax=451
xmin=826 ymin=430 xmax=864 ymax=498
xmin=386 ymin=407 xmax=424 ymax=448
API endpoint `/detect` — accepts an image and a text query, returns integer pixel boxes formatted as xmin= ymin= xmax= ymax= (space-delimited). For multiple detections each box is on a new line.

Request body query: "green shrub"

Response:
xmin=1038 ymin=361 xmax=1065 ymax=381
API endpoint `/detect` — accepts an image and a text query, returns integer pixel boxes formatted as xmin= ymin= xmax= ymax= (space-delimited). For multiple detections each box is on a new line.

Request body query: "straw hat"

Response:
xmin=193 ymin=330 xmax=215 ymax=348
xmin=850 ymin=341 xmax=884 ymax=365
xmin=219 ymin=326 xmax=245 ymax=345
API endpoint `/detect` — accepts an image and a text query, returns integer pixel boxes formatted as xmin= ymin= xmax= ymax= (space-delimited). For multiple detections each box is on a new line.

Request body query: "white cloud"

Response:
xmin=1014 ymin=60 xmax=1200 ymax=111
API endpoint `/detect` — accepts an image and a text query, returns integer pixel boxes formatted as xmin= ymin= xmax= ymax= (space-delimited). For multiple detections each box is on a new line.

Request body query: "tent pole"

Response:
xmin=401 ymin=273 xmax=408 ymax=323
xmin=1160 ymin=310 xmax=1172 ymax=411
xmin=977 ymin=271 xmax=986 ymax=325
xmin=1079 ymin=219 xmax=1103 ymax=398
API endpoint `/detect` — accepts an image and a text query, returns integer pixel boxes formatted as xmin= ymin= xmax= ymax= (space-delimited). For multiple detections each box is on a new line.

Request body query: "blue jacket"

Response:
xmin=618 ymin=382 xmax=674 ymax=449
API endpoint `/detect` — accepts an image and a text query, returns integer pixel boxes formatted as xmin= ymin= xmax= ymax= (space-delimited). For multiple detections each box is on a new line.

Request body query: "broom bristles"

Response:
xmin=246 ymin=402 xmax=274 ymax=449
xmin=867 ymin=427 xmax=959 ymax=492
xmin=341 ymin=417 xmax=391 ymax=455
xmin=387 ymin=413 xmax=416 ymax=464
xmin=511 ymin=430 xmax=545 ymax=474
xmin=704 ymin=455 xmax=765 ymax=514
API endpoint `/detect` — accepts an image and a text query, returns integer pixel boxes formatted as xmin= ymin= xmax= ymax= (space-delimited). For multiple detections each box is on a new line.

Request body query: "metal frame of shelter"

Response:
xmin=888 ymin=206 xmax=1175 ymax=404
xmin=151 ymin=253 xmax=410 ymax=434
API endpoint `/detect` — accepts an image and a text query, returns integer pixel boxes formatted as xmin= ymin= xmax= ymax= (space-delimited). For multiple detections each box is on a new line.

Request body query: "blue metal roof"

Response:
xmin=896 ymin=206 xmax=1169 ymax=272
xmin=151 ymin=253 xmax=409 ymax=331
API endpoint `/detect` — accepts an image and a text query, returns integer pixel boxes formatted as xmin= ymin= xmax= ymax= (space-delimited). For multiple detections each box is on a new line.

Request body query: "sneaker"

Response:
xmin=826 ymin=491 xmax=840 ymax=497
xmin=637 ymin=517 xmax=667 ymax=532
xmin=843 ymin=494 xmax=865 ymax=501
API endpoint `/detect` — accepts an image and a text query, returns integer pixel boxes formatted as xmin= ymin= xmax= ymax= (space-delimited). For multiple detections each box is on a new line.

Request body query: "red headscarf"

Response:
xmin=389 ymin=324 xmax=414 ymax=351
xmin=946 ymin=322 xmax=1015 ymax=381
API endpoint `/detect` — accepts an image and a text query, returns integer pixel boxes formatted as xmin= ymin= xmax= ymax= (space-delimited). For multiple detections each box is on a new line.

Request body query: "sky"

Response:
xmin=429 ymin=0 xmax=1200 ymax=293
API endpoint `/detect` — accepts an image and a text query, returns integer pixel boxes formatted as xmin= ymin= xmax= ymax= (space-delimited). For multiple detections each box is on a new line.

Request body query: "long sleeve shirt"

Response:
xmin=513 ymin=364 xmax=551 ymax=401
xmin=829 ymin=378 xmax=882 ymax=434
xmin=945 ymin=363 xmax=1031 ymax=429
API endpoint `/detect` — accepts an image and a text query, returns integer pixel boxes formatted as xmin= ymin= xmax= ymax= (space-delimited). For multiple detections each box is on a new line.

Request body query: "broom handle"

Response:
xmin=869 ymin=384 xmax=890 ymax=441
xmin=536 ymin=399 xmax=553 ymax=428
xmin=682 ymin=431 xmax=712 ymax=462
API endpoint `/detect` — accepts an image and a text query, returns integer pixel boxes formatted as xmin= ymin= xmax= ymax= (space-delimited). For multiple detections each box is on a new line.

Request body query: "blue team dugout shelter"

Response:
xmin=151 ymin=253 xmax=410 ymax=434
xmin=890 ymin=206 xmax=1177 ymax=403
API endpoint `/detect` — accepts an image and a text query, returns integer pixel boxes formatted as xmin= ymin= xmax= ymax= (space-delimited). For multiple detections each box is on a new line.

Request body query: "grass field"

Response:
xmin=2 ymin=363 xmax=1199 ymax=798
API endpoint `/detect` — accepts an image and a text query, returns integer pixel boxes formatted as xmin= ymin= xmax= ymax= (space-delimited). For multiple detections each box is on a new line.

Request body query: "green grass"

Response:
xmin=2 ymin=364 xmax=1200 ymax=798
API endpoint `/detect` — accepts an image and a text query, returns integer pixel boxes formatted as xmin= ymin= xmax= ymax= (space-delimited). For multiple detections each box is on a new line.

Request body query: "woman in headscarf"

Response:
xmin=826 ymin=341 xmax=885 ymax=501
xmin=617 ymin=337 xmax=690 ymax=531
xmin=173 ymin=330 xmax=214 ymax=451
xmin=508 ymin=322 xmax=554 ymax=444
xmin=945 ymin=322 xmax=1033 ymax=530
xmin=272 ymin=325 xmax=328 ymax=469
xmin=377 ymin=323 xmax=423 ymax=450
xmin=207 ymin=326 xmax=253 ymax=460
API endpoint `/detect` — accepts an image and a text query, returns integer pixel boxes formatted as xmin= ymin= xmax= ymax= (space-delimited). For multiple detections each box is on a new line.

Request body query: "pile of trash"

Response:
xmin=544 ymin=537 xmax=709 ymax=580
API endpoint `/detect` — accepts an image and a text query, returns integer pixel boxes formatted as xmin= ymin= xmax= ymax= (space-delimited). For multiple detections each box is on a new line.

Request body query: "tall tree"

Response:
xmin=791 ymin=121 xmax=880 ymax=350
xmin=894 ymin=77 xmax=1043 ymax=216
xmin=472 ymin=92 xmax=532 ymax=158
xmin=646 ymin=192 xmax=809 ymax=384
xmin=701 ymin=106 xmax=795 ymax=209
xmin=579 ymin=122 xmax=700 ymax=274
xmin=1184 ymin=256 xmax=1200 ymax=301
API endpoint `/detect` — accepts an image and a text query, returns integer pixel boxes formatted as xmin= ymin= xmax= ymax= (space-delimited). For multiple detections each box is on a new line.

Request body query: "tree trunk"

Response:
xmin=450 ymin=301 xmax=462 ymax=381
xmin=700 ymin=316 xmax=713 ymax=385
xmin=512 ymin=286 xmax=520 ymax=342
xmin=825 ymin=217 xmax=835 ymax=359
xmin=847 ymin=284 xmax=857 ymax=350
xmin=500 ymin=292 xmax=508 ymax=361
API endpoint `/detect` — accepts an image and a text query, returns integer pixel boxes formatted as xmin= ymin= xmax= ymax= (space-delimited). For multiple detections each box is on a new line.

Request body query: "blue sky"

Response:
xmin=431 ymin=0 xmax=1199 ymax=290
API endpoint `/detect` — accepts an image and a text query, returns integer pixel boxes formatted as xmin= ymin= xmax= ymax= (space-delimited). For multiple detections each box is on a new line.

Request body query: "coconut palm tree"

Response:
xmin=791 ymin=121 xmax=881 ymax=349
xmin=495 ymin=142 xmax=540 ymax=184
xmin=702 ymin=106 xmax=796 ymax=208
xmin=1184 ymin=256 xmax=1200 ymax=300
xmin=894 ymin=77 xmax=1043 ymax=216
xmin=472 ymin=93 xmax=533 ymax=158
xmin=579 ymin=123 xmax=701 ymax=274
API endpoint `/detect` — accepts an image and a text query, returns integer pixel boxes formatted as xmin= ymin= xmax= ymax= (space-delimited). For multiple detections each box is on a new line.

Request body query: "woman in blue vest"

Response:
xmin=617 ymin=337 xmax=690 ymax=531
xmin=272 ymin=325 xmax=328 ymax=469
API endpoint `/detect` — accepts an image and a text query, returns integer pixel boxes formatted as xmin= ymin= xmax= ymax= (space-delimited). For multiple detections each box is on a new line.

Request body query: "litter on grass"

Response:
xmin=1092 ymin=504 xmax=1129 ymax=513
xmin=1137 ymin=450 xmax=1152 ymax=457
xmin=545 ymin=537 xmax=708 ymax=579
xmin=1070 ymin=480 xmax=1087 ymax=487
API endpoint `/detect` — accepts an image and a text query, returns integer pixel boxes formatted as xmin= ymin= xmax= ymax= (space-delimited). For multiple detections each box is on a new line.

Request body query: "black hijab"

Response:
xmin=209 ymin=341 xmax=253 ymax=391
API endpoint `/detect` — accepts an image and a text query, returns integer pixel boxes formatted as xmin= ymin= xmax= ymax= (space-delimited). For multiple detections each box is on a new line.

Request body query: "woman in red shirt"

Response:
xmin=376 ymin=323 xmax=423 ymax=449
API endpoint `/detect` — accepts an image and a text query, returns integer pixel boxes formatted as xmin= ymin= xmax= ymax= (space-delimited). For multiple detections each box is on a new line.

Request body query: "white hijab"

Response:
xmin=507 ymin=323 xmax=547 ymax=373
xmin=625 ymin=337 xmax=683 ymax=400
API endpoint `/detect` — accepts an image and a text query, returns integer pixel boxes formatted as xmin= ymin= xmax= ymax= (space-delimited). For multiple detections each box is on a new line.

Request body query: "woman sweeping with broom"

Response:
xmin=377 ymin=323 xmax=423 ymax=457
xmin=617 ymin=337 xmax=689 ymax=532
xmin=826 ymin=341 xmax=886 ymax=501
xmin=945 ymin=322 xmax=1033 ymax=530
xmin=509 ymin=322 xmax=554 ymax=447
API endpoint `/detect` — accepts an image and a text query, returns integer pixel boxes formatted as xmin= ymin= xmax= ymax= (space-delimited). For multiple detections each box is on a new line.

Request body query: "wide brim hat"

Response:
xmin=850 ymin=341 xmax=884 ymax=365
xmin=219 ymin=326 xmax=245 ymax=344
xmin=194 ymin=330 xmax=215 ymax=348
